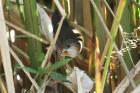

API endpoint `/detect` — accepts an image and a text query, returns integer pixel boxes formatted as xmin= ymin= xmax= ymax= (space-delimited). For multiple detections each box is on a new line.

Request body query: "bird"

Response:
xmin=51 ymin=10 xmax=83 ymax=57
xmin=38 ymin=4 xmax=83 ymax=58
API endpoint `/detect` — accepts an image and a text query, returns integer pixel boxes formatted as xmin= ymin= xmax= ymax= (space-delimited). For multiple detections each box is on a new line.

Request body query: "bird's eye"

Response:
xmin=67 ymin=44 xmax=71 ymax=48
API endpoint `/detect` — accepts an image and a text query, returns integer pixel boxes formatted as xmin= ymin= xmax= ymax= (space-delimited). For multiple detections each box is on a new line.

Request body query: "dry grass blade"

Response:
xmin=0 ymin=78 xmax=8 ymax=93
xmin=41 ymin=0 xmax=66 ymax=68
xmin=53 ymin=0 xmax=66 ymax=16
xmin=113 ymin=60 xmax=140 ymax=93
xmin=5 ymin=20 xmax=49 ymax=45
xmin=40 ymin=16 xmax=65 ymax=93
xmin=41 ymin=16 xmax=65 ymax=67
xmin=9 ymin=48 xmax=40 ymax=90
xmin=39 ymin=1 xmax=67 ymax=92
xmin=11 ymin=44 xmax=29 ymax=60
xmin=0 ymin=0 xmax=15 ymax=92
xmin=100 ymin=40 xmax=110 ymax=67
xmin=95 ymin=37 xmax=102 ymax=93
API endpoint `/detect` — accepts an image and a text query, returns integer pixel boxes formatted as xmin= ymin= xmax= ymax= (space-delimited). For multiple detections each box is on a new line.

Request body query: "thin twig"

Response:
xmin=90 ymin=0 xmax=136 ymax=89
xmin=41 ymin=0 xmax=66 ymax=67
xmin=53 ymin=0 xmax=66 ymax=16
xmin=100 ymin=39 xmax=110 ymax=67
xmin=41 ymin=16 xmax=65 ymax=67
xmin=5 ymin=20 xmax=49 ymax=45
xmin=9 ymin=48 xmax=40 ymax=90
xmin=39 ymin=16 xmax=65 ymax=91
xmin=11 ymin=44 xmax=29 ymax=60
xmin=39 ymin=1 xmax=67 ymax=93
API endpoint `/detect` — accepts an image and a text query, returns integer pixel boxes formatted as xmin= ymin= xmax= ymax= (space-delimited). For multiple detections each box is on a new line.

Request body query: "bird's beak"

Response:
xmin=60 ymin=49 xmax=69 ymax=56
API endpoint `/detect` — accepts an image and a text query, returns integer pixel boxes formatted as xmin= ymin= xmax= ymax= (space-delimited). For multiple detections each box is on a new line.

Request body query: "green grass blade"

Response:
xmin=23 ymin=0 xmax=43 ymax=68
xmin=102 ymin=0 xmax=126 ymax=90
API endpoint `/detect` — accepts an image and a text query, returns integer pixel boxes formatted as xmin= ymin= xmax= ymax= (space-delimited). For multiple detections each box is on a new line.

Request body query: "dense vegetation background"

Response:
xmin=0 ymin=0 xmax=140 ymax=93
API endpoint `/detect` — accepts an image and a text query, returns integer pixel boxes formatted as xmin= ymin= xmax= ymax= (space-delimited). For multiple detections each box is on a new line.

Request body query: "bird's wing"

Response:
xmin=37 ymin=4 xmax=53 ymax=43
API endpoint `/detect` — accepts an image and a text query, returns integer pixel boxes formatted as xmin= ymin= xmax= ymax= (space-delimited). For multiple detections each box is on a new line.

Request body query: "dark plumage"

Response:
xmin=52 ymin=10 xmax=82 ymax=41
xmin=52 ymin=10 xmax=83 ymax=57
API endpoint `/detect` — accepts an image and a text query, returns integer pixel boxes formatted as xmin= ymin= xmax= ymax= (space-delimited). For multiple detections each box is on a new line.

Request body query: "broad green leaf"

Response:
xmin=48 ymin=58 xmax=72 ymax=72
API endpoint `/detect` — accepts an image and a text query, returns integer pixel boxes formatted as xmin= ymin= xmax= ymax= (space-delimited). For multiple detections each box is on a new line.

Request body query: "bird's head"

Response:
xmin=60 ymin=39 xmax=82 ymax=57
